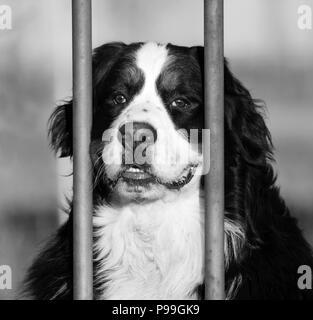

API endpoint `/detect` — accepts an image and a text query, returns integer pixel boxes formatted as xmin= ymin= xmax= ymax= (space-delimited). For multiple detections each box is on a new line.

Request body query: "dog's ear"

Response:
xmin=224 ymin=62 xmax=273 ymax=166
xmin=48 ymin=42 xmax=127 ymax=158
xmin=48 ymin=101 xmax=73 ymax=157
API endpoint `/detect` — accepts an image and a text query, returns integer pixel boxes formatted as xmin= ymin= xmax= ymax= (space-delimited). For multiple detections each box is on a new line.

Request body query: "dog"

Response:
xmin=23 ymin=42 xmax=313 ymax=300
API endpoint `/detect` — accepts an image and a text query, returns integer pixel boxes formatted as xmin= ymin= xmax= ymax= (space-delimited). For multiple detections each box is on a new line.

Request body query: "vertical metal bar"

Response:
xmin=204 ymin=0 xmax=225 ymax=300
xmin=72 ymin=0 xmax=93 ymax=300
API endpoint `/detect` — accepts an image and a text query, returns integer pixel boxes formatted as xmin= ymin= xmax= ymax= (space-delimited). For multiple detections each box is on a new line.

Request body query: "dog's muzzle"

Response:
xmin=103 ymin=121 xmax=198 ymax=190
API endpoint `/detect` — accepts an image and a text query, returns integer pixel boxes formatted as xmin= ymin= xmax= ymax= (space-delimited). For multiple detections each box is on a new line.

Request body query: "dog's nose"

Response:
xmin=118 ymin=122 xmax=157 ymax=149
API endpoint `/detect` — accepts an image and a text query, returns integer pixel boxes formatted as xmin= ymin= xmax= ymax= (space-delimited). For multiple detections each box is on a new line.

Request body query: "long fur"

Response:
xmin=22 ymin=42 xmax=313 ymax=300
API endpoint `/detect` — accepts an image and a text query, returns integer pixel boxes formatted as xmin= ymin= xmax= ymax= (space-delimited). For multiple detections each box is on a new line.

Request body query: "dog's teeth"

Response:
xmin=127 ymin=167 xmax=143 ymax=173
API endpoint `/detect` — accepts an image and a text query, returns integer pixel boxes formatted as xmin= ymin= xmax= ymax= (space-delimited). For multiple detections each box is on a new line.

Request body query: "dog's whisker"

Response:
xmin=94 ymin=163 xmax=106 ymax=189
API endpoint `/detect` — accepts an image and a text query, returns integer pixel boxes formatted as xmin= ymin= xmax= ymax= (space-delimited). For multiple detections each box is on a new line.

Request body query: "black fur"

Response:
xmin=22 ymin=42 xmax=313 ymax=300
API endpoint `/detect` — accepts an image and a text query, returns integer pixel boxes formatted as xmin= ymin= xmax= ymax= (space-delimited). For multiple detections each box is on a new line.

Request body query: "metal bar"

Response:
xmin=72 ymin=0 xmax=93 ymax=300
xmin=204 ymin=0 xmax=225 ymax=300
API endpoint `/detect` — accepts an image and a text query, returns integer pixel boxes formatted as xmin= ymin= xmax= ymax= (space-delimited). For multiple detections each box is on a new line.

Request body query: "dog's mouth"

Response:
xmin=121 ymin=165 xmax=155 ymax=185
xmin=161 ymin=165 xmax=198 ymax=189
xmin=107 ymin=164 xmax=198 ymax=190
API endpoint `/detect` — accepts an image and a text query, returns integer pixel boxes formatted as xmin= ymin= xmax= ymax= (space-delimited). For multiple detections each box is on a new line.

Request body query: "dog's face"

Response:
xmin=49 ymin=42 xmax=206 ymax=203
xmin=67 ymin=42 xmax=203 ymax=204
xmin=91 ymin=43 xmax=204 ymax=203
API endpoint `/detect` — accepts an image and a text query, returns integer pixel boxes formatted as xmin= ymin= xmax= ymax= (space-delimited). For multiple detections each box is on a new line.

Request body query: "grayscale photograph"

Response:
xmin=0 ymin=0 xmax=313 ymax=308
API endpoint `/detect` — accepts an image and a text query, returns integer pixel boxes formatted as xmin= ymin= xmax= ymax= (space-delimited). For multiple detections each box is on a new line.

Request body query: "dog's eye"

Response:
xmin=113 ymin=94 xmax=127 ymax=105
xmin=170 ymin=99 xmax=189 ymax=109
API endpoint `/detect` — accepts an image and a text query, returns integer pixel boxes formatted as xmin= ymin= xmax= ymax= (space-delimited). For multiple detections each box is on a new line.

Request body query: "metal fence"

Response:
xmin=72 ymin=0 xmax=93 ymax=300
xmin=71 ymin=0 xmax=224 ymax=300
xmin=203 ymin=0 xmax=225 ymax=300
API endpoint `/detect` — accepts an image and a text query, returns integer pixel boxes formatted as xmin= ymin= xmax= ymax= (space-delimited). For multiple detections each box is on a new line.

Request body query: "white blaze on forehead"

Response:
xmin=135 ymin=42 xmax=168 ymax=98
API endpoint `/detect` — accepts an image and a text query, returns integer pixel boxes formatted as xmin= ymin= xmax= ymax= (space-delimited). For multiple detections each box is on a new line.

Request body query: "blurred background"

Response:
xmin=0 ymin=0 xmax=312 ymax=299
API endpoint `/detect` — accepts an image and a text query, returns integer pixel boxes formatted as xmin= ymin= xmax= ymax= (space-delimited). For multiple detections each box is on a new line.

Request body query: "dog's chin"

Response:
xmin=106 ymin=164 xmax=199 ymax=203
xmin=112 ymin=178 xmax=166 ymax=203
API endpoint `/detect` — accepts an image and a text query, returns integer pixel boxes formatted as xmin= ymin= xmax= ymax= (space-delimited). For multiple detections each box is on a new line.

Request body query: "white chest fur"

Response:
xmin=93 ymin=190 xmax=204 ymax=300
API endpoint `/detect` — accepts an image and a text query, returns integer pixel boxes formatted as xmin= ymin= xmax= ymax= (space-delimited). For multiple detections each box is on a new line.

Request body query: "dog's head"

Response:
xmin=49 ymin=42 xmax=272 ymax=206
xmin=49 ymin=42 xmax=205 ymax=203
